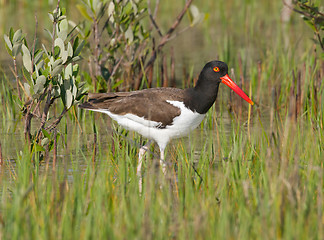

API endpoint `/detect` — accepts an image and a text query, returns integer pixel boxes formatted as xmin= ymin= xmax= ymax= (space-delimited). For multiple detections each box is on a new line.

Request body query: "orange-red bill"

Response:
xmin=220 ymin=74 xmax=254 ymax=105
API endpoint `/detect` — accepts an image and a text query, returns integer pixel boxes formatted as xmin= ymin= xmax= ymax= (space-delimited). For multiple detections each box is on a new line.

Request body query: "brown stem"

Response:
xmin=147 ymin=64 xmax=153 ymax=88
xmin=24 ymin=111 xmax=33 ymax=145
xmin=106 ymin=56 xmax=124 ymax=91
xmin=148 ymin=0 xmax=163 ymax=37
xmin=0 ymin=141 xmax=3 ymax=165
xmin=13 ymin=58 xmax=21 ymax=101
xmin=45 ymin=107 xmax=68 ymax=131
xmin=162 ymin=55 xmax=168 ymax=87
xmin=314 ymin=26 xmax=324 ymax=51
xmin=36 ymin=85 xmax=53 ymax=140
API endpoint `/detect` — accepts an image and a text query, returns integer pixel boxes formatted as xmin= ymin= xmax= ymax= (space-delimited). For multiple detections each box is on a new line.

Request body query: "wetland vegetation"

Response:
xmin=0 ymin=0 xmax=323 ymax=239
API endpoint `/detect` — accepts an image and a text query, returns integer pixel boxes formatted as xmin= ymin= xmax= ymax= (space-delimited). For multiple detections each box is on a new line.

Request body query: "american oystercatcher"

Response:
xmin=79 ymin=61 xmax=253 ymax=188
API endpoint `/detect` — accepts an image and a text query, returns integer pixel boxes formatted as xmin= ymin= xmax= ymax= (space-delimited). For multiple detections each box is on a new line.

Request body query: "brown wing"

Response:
xmin=79 ymin=88 xmax=186 ymax=128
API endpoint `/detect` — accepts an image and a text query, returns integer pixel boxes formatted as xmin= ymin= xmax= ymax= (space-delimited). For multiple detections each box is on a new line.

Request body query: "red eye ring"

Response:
xmin=213 ymin=67 xmax=220 ymax=72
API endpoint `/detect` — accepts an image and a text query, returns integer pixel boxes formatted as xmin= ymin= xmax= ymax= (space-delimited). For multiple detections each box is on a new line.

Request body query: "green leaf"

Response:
xmin=22 ymin=44 xmax=32 ymax=73
xmin=53 ymin=59 xmax=63 ymax=69
xmin=131 ymin=1 xmax=138 ymax=15
xmin=12 ymin=42 xmax=22 ymax=57
xmin=36 ymin=75 xmax=46 ymax=85
xmin=108 ymin=1 xmax=115 ymax=22
xmin=34 ymin=75 xmax=46 ymax=94
xmin=4 ymin=34 xmax=13 ymax=51
xmin=48 ymin=12 xmax=54 ymax=22
xmin=36 ymin=60 xmax=44 ymax=70
xmin=51 ymin=64 xmax=64 ymax=77
xmin=72 ymin=64 xmax=79 ymax=76
xmin=125 ymin=26 xmax=134 ymax=43
xmin=95 ymin=1 xmax=104 ymax=18
xmin=54 ymin=46 xmax=61 ymax=59
xmin=57 ymin=19 xmax=68 ymax=41
xmin=9 ymin=27 xmax=14 ymax=41
xmin=42 ymin=44 xmax=50 ymax=58
xmin=62 ymin=50 xmax=68 ymax=63
xmin=65 ymin=89 xmax=73 ymax=109
xmin=41 ymin=128 xmax=51 ymax=138
xmin=4 ymin=43 xmax=13 ymax=57
xmin=67 ymin=42 xmax=73 ymax=58
xmin=112 ymin=79 xmax=124 ymax=90
xmin=101 ymin=66 xmax=110 ymax=80
xmin=64 ymin=63 xmax=73 ymax=79
xmin=35 ymin=144 xmax=45 ymax=152
xmin=76 ymin=4 xmax=93 ymax=21
xmin=123 ymin=2 xmax=133 ymax=15
xmin=74 ymin=39 xmax=84 ymax=56
xmin=72 ymin=79 xmax=77 ymax=98
xmin=70 ymin=56 xmax=82 ymax=63
xmin=61 ymin=7 xmax=66 ymax=16
xmin=41 ymin=137 xmax=49 ymax=146
xmin=44 ymin=28 xmax=53 ymax=39
xmin=34 ymin=50 xmax=44 ymax=64
xmin=33 ymin=83 xmax=44 ymax=95
xmin=63 ymin=79 xmax=72 ymax=91
xmin=189 ymin=5 xmax=204 ymax=26
xmin=53 ymin=85 xmax=61 ymax=98
xmin=24 ymin=82 xmax=31 ymax=97
xmin=54 ymin=38 xmax=65 ymax=55
xmin=12 ymin=29 xmax=22 ymax=43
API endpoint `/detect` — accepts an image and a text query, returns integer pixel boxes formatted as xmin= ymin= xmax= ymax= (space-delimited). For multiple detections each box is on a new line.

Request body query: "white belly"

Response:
xmin=93 ymin=100 xmax=205 ymax=150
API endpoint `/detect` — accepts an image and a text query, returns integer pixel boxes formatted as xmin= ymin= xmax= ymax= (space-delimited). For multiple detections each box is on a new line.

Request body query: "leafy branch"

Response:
xmin=284 ymin=0 xmax=324 ymax=52
xmin=77 ymin=0 xmax=204 ymax=91
xmin=4 ymin=3 xmax=85 ymax=160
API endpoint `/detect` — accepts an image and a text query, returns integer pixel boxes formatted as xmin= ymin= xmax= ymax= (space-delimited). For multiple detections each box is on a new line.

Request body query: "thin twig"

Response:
xmin=106 ymin=56 xmax=124 ymax=87
xmin=148 ymin=0 xmax=163 ymax=37
xmin=45 ymin=107 xmax=68 ymax=131
xmin=282 ymin=0 xmax=324 ymax=50
xmin=158 ymin=0 xmax=193 ymax=51
xmin=13 ymin=58 xmax=21 ymax=101
xmin=31 ymin=15 xmax=38 ymax=73
xmin=36 ymin=85 xmax=53 ymax=140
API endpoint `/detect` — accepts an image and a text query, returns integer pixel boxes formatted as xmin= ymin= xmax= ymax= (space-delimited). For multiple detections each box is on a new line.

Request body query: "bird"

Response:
xmin=79 ymin=60 xmax=254 ymax=190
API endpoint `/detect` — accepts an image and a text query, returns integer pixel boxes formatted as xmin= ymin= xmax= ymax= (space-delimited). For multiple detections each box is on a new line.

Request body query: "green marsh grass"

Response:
xmin=1 ymin=0 xmax=324 ymax=239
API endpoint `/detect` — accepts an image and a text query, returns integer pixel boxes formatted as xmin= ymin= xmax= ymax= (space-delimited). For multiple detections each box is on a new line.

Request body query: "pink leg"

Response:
xmin=137 ymin=141 xmax=151 ymax=193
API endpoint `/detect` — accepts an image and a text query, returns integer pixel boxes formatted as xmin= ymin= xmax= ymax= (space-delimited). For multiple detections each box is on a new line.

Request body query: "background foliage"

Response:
xmin=0 ymin=0 xmax=323 ymax=239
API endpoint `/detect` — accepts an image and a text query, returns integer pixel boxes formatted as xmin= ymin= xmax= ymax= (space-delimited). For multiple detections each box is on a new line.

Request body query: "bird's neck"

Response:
xmin=185 ymin=75 xmax=220 ymax=114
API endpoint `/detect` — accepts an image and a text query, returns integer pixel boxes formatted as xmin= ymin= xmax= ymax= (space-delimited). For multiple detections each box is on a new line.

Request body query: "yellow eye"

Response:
xmin=213 ymin=67 xmax=220 ymax=72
